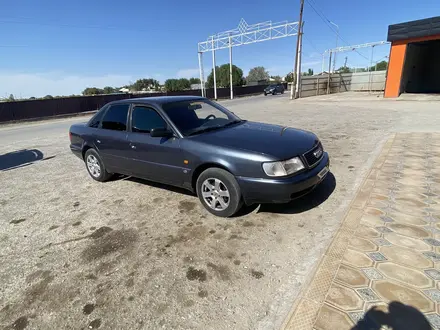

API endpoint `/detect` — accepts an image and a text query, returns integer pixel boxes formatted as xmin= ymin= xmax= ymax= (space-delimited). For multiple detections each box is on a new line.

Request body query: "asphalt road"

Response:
xmin=2 ymin=93 xmax=440 ymax=330
xmin=0 ymin=94 xmax=282 ymax=144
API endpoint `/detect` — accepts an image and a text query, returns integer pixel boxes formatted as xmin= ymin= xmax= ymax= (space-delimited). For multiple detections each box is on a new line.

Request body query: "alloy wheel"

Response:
xmin=201 ymin=178 xmax=230 ymax=211
xmin=86 ymin=154 xmax=101 ymax=178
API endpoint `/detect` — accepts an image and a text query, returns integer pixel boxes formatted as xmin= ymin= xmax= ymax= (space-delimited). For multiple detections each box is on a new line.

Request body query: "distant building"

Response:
xmin=385 ymin=16 xmax=440 ymax=98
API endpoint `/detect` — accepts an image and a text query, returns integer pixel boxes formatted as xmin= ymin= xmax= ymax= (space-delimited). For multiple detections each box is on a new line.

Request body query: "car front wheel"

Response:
xmin=84 ymin=149 xmax=112 ymax=182
xmin=196 ymin=168 xmax=243 ymax=217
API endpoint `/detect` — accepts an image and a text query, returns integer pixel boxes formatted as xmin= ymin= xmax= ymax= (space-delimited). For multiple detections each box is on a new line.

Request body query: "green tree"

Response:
xmin=164 ymin=78 xmax=191 ymax=91
xmin=82 ymin=87 xmax=104 ymax=96
xmin=285 ymin=72 xmax=294 ymax=83
xmin=189 ymin=77 xmax=201 ymax=84
xmin=270 ymin=75 xmax=282 ymax=82
xmin=336 ymin=66 xmax=351 ymax=74
xmin=302 ymin=68 xmax=314 ymax=76
xmin=369 ymin=61 xmax=388 ymax=71
xmin=246 ymin=66 xmax=269 ymax=83
xmin=43 ymin=95 xmax=54 ymax=99
xmin=206 ymin=64 xmax=244 ymax=88
xmin=7 ymin=94 xmax=15 ymax=101
xmin=131 ymin=78 xmax=160 ymax=91
xmin=103 ymin=86 xmax=116 ymax=94
xmin=164 ymin=79 xmax=178 ymax=91
xmin=178 ymin=78 xmax=191 ymax=90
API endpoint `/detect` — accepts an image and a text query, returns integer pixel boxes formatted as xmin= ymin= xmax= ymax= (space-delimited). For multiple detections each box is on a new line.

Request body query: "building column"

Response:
xmin=384 ymin=42 xmax=407 ymax=98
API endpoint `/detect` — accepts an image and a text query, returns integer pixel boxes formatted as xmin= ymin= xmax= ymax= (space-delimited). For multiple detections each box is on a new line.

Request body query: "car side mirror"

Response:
xmin=150 ymin=127 xmax=173 ymax=138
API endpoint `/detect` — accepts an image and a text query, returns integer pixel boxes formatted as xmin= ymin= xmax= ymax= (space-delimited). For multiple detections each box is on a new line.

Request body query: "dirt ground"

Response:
xmin=1 ymin=93 xmax=439 ymax=330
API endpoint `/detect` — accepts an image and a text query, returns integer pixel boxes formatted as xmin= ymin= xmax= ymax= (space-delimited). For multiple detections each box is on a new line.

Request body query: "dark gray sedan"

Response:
xmin=69 ymin=96 xmax=329 ymax=217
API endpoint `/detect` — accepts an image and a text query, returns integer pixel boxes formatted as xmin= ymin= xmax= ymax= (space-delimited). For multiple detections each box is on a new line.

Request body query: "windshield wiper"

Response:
xmin=188 ymin=125 xmax=224 ymax=136
xmin=187 ymin=120 xmax=245 ymax=136
xmin=221 ymin=119 xmax=245 ymax=128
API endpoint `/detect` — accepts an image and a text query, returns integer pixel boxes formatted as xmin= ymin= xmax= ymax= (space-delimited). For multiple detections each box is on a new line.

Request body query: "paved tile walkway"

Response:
xmin=284 ymin=133 xmax=440 ymax=330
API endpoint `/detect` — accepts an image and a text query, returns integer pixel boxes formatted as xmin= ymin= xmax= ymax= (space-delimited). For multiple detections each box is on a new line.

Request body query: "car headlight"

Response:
xmin=262 ymin=157 xmax=305 ymax=177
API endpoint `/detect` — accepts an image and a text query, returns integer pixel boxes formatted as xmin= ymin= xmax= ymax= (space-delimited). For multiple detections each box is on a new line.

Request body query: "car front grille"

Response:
xmin=303 ymin=142 xmax=323 ymax=168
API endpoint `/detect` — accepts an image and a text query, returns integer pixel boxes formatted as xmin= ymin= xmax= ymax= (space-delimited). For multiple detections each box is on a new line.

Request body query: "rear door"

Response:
xmin=96 ymin=103 xmax=132 ymax=174
xmin=127 ymin=105 xmax=185 ymax=186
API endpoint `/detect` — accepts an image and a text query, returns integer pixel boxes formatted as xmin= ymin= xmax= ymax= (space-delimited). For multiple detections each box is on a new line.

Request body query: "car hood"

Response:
xmin=190 ymin=121 xmax=318 ymax=160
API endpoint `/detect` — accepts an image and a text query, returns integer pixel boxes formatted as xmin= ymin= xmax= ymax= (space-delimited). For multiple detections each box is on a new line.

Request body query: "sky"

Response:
xmin=0 ymin=0 xmax=437 ymax=98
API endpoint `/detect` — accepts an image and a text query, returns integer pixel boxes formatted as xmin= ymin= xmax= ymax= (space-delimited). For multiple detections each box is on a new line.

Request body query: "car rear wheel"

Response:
xmin=84 ymin=149 xmax=112 ymax=182
xmin=196 ymin=168 xmax=243 ymax=217
xmin=272 ymin=90 xmax=276 ymax=95
xmin=264 ymin=92 xmax=267 ymax=96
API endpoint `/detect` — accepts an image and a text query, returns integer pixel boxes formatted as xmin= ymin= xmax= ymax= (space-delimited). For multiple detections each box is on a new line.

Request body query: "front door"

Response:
xmin=127 ymin=105 xmax=186 ymax=186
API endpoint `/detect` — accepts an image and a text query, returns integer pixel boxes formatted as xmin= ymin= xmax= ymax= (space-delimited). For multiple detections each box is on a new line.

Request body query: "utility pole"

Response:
xmin=295 ymin=22 xmax=304 ymax=99
xmin=229 ymin=34 xmax=233 ymax=100
xmin=211 ymin=37 xmax=217 ymax=100
xmin=327 ymin=51 xmax=332 ymax=94
xmin=290 ymin=0 xmax=304 ymax=100
xmin=368 ymin=45 xmax=375 ymax=93
xmin=198 ymin=52 xmax=205 ymax=97
xmin=344 ymin=56 xmax=348 ymax=68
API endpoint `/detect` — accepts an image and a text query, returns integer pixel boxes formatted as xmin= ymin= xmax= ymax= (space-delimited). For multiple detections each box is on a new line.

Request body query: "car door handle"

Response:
xmin=96 ymin=139 xmax=101 ymax=144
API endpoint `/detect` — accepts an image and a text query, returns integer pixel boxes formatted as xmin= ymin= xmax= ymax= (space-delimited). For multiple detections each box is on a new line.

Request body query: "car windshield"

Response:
xmin=161 ymin=99 xmax=242 ymax=136
xmin=268 ymin=85 xmax=277 ymax=88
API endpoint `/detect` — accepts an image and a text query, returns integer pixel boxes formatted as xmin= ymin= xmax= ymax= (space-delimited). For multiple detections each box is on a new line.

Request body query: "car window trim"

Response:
xmin=99 ymin=102 xmax=130 ymax=131
xmin=128 ymin=103 xmax=182 ymax=138
xmin=88 ymin=104 xmax=108 ymax=128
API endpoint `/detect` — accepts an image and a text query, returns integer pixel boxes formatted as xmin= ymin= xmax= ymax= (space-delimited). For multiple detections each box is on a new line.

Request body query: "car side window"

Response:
xmin=101 ymin=104 xmax=129 ymax=131
xmin=131 ymin=106 xmax=166 ymax=133
xmin=88 ymin=107 xmax=106 ymax=128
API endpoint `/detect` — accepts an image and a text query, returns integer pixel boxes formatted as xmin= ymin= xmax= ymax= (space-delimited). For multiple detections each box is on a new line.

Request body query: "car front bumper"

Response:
xmin=236 ymin=152 xmax=330 ymax=205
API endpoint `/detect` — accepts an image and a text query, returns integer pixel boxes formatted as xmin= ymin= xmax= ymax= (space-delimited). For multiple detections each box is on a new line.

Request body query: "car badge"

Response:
xmin=314 ymin=148 xmax=323 ymax=158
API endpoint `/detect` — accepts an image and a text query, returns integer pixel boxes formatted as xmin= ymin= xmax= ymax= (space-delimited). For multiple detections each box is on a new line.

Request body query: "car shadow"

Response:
xmin=0 ymin=149 xmax=46 ymax=171
xmin=235 ymin=172 xmax=336 ymax=216
xmin=352 ymin=301 xmax=432 ymax=330
xmin=114 ymin=172 xmax=335 ymax=216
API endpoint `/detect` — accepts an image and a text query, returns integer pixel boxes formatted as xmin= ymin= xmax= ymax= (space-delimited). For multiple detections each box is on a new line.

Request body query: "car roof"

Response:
xmin=109 ymin=95 xmax=206 ymax=106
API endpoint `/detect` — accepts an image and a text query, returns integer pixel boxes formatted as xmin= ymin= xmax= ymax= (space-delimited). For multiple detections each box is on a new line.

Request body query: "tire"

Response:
xmin=264 ymin=92 xmax=267 ymax=96
xmin=196 ymin=168 xmax=243 ymax=217
xmin=281 ymin=89 xmax=284 ymax=94
xmin=84 ymin=149 xmax=112 ymax=182
xmin=272 ymin=90 xmax=276 ymax=95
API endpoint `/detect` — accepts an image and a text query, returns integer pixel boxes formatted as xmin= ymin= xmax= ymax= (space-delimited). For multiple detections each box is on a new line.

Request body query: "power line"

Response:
xmin=304 ymin=0 xmax=370 ymax=62
xmin=302 ymin=33 xmax=321 ymax=55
